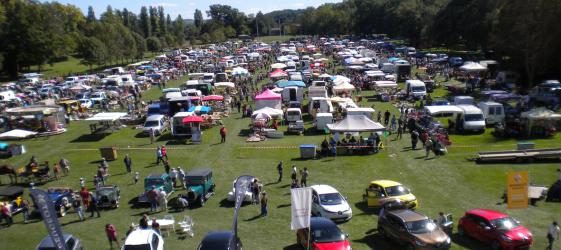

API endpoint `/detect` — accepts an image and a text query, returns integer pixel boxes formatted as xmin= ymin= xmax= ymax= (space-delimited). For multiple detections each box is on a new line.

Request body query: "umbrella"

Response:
xmin=182 ymin=116 xmax=203 ymax=123
xmin=251 ymin=112 xmax=271 ymax=120
xmin=203 ymin=95 xmax=224 ymax=101
xmin=271 ymin=63 xmax=287 ymax=69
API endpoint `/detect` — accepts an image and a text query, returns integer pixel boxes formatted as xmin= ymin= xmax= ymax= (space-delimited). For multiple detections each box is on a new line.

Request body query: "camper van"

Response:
xmin=477 ymin=102 xmax=504 ymax=125
xmin=308 ymin=86 xmax=328 ymax=99
xmin=395 ymin=63 xmax=411 ymax=81
xmin=286 ymin=108 xmax=302 ymax=122
xmin=0 ymin=91 xmax=17 ymax=102
xmin=311 ymin=81 xmax=326 ymax=87
xmin=282 ymin=86 xmax=304 ymax=103
xmin=183 ymin=80 xmax=212 ymax=95
xmin=309 ymin=97 xmax=334 ymax=117
xmin=171 ymin=112 xmax=196 ymax=136
xmin=120 ymin=74 xmax=135 ymax=86
xmin=103 ymin=75 xmax=123 ymax=87
xmin=203 ymin=73 xmax=215 ymax=85
xmin=452 ymin=105 xmax=486 ymax=132
xmin=215 ymin=73 xmax=229 ymax=83
xmin=381 ymin=63 xmax=395 ymax=74
xmin=405 ymin=80 xmax=427 ymax=99
xmin=315 ymin=113 xmax=334 ymax=131
xmin=453 ymin=96 xmax=474 ymax=105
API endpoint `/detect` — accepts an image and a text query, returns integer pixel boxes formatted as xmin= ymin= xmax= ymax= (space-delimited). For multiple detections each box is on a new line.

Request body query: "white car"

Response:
xmin=227 ymin=177 xmax=258 ymax=203
xmin=89 ymin=91 xmax=107 ymax=104
xmin=310 ymin=184 xmax=352 ymax=222
xmin=122 ymin=229 xmax=163 ymax=250
xmin=78 ymin=99 xmax=93 ymax=108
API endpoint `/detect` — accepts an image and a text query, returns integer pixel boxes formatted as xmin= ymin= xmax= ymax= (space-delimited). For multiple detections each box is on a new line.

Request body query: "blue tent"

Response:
xmin=188 ymin=105 xmax=212 ymax=114
xmin=276 ymin=80 xmax=306 ymax=88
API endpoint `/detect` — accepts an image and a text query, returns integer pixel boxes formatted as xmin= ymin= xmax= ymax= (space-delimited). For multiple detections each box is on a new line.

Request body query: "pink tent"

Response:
xmin=269 ymin=69 xmax=288 ymax=78
xmin=255 ymin=89 xmax=281 ymax=100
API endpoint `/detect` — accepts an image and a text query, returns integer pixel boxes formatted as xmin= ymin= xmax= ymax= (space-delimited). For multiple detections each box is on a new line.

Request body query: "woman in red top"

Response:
xmin=80 ymin=187 xmax=90 ymax=208
xmin=105 ymin=224 xmax=120 ymax=249
xmin=161 ymin=146 xmax=167 ymax=160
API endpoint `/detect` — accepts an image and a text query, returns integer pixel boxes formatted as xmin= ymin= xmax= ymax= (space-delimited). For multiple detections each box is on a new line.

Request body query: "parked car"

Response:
xmin=296 ymin=217 xmax=352 ymax=250
xmin=95 ymin=185 xmax=121 ymax=208
xmin=137 ymin=174 xmax=173 ymax=203
xmin=89 ymin=91 xmax=107 ymax=104
xmin=363 ymin=180 xmax=418 ymax=209
xmin=198 ymin=231 xmax=242 ymax=250
xmin=36 ymin=233 xmax=82 ymax=250
xmin=143 ymin=115 xmax=169 ymax=136
xmin=184 ymin=168 xmax=215 ymax=207
xmin=310 ymin=184 xmax=352 ymax=222
xmin=0 ymin=186 xmax=25 ymax=215
xmin=378 ymin=209 xmax=451 ymax=250
xmin=123 ymin=229 xmax=164 ymax=250
xmin=78 ymin=98 xmax=93 ymax=108
xmin=44 ymin=187 xmax=74 ymax=216
xmin=227 ymin=176 xmax=257 ymax=203
xmin=458 ymin=208 xmax=533 ymax=250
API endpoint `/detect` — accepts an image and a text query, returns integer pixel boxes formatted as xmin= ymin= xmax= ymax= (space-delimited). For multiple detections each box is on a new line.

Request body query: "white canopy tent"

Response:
xmin=460 ymin=62 xmax=487 ymax=72
xmin=86 ymin=112 xmax=128 ymax=121
xmin=327 ymin=115 xmax=385 ymax=132
xmin=0 ymin=129 xmax=38 ymax=140
xmin=252 ymin=107 xmax=284 ymax=119
xmin=214 ymin=82 xmax=236 ymax=88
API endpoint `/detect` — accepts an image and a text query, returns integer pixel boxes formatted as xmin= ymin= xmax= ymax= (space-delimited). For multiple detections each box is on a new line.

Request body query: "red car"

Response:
xmin=458 ymin=209 xmax=532 ymax=250
xmin=296 ymin=217 xmax=352 ymax=250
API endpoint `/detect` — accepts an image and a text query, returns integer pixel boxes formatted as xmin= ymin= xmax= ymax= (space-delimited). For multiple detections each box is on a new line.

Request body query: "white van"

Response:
xmin=0 ymin=90 xmax=17 ymax=102
xmin=453 ymin=96 xmax=474 ymax=105
xmin=308 ymin=86 xmax=328 ymax=99
xmin=405 ymin=80 xmax=427 ymax=99
xmin=286 ymin=108 xmax=302 ymax=122
xmin=120 ymin=74 xmax=135 ymax=86
xmin=309 ymin=97 xmax=334 ymax=117
xmin=143 ymin=115 xmax=168 ymax=136
xmin=171 ymin=112 xmax=196 ymax=136
xmin=477 ymin=101 xmax=504 ymax=125
xmin=381 ymin=63 xmax=395 ymax=74
xmin=452 ymin=105 xmax=486 ymax=132
xmin=315 ymin=113 xmax=334 ymax=131
xmin=282 ymin=86 xmax=304 ymax=103
xmin=203 ymin=73 xmax=215 ymax=84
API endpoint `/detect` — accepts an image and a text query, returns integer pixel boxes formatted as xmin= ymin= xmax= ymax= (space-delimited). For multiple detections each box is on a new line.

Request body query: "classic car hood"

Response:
xmin=144 ymin=185 xmax=163 ymax=192
xmin=413 ymin=229 xmax=449 ymax=245
xmin=313 ymin=240 xmax=349 ymax=250
xmin=188 ymin=185 xmax=204 ymax=193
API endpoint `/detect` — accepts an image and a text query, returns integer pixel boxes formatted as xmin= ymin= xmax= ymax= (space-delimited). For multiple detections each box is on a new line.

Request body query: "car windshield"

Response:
xmin=144 ymin=121 xmax=159 ymax=127
xmin=91 ymin=93 xmax=102 ymax=98
xmin=385 ymin=185 xmax=410 ymax=196
xmin=319 ymin=193 xmax=343 ymax=205
xmin=124 ymin=244 xmax=152 ymax=250
xmin=312 ymin=224 xmax=345 ymax=243
xmin=406 ymin=219 xmax=437 ymax=234
xmin=465 ymin=114 xmax=484 ymax=122
xmin=146 ymin=179 xmax=163 ymax=186
xmin=412 ymin=86 xmax=425 ymax=92
xmin=97 ymin=189 xmax=114 ymax=196
xmin=491 ymin=217 xmax=520 ymax=230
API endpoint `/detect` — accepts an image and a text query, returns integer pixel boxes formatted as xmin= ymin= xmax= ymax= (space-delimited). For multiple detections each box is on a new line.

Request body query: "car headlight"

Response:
xmin=415 ymin=239 xmax=427 ymax=246
xmin=500 ymin=234 xmax=513 ymax=242
xmin=446 ymin=237 xmax=451 ymax=244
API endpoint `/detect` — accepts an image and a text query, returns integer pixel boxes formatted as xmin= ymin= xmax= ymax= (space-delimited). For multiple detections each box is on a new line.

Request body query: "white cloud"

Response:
xmin=150 ymin=2 xmax=178 ymax=8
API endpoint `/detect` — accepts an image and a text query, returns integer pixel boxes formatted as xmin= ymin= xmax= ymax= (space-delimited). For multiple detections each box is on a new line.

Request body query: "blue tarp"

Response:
xmin=276 ymin=80 xmax=306 ymax=88
xmin=0 ymin=142 xmax=8 ymax=150
xmin=188 ymin=106 xmax=212 ymax=114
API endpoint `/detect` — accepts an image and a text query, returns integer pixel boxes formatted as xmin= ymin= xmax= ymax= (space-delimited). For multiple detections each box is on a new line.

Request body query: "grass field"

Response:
xmin=1 ymin=73 xmax=561 ymax=250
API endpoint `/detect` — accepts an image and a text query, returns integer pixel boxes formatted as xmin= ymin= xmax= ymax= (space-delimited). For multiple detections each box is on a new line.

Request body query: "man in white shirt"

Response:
xmin=548 ymin=221 xmax=560 ymax=250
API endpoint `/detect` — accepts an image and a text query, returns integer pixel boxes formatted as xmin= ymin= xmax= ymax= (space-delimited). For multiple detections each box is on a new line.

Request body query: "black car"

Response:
xmin=36 ymin=234 xmax=83 ymax=250
xmin=95 ymin=185 xmax=121 ymax=208
xmin=198 ymin=231 xmax=242 ymax=250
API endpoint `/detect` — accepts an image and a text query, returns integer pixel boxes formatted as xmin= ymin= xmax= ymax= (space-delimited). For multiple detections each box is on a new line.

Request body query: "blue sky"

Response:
xmin=50 ymin=0 xmax=342 ymax=19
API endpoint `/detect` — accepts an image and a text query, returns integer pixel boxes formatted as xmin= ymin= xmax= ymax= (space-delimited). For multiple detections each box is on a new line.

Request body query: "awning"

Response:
xmin=327 ymin=115 xmax=386 ymax=132
xmin=188 ymin=106 xmax=212 ymax=113
xmin=85 ymin=112 xmax=128 ymax=121
xmin=182 ymin=116 xmax=203 ymax=123
xmin=255 ymin=89 xmax=281 ymax=100
xmin=214 ymin=82 xmax=235 ymax=88
xmin=276 ymin=80 xmax=306 ymax=88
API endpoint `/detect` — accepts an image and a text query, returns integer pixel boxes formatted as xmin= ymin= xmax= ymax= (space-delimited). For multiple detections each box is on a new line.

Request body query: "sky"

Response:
xmin=49 ymin=0 xmax=343 ymax=20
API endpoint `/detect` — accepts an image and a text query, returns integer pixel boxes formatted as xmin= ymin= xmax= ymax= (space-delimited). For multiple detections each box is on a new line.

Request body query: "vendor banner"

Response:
xmin=232 ymin=175 xmax=254 ymax=235
xmin=507 ymin=171 xmax=529 ymax=209
xmin=30 ymin=189 xmax=67 ymax=250
xmin=291 ymin=187 xmax=312 ymax=230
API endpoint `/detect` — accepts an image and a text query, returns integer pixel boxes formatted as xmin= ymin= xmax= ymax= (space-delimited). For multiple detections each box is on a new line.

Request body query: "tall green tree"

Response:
xmin=158 ymin=6 xmax=166 ymax=35
xmin=77 ymin=37 xmax=107 ymax=69
xmin=86 ymin=6 xmax=96 ymax=23
xmin=173 ymin=15 xmax=186 ymax=46
xmin=149 ymin=6 xmax=159 ymax=36
xmin=139 ymin=6 xmax=151 ymax=37
xmin=194 ymin=9 xmax=203 ymax=29
xmin=146 ymin=36 xmax=161 ymax=53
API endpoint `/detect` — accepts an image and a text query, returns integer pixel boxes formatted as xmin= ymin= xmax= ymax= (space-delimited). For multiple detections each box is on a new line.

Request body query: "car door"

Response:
xmin=311 ymin=191 xmax=321 ymax=215
xmin=471 ymin=215 xmax=491 ymax=241
xmin=384 ymin=214 xmax=402 ymax=241
xmin=366 ymin=184 xmax=384 ymax=207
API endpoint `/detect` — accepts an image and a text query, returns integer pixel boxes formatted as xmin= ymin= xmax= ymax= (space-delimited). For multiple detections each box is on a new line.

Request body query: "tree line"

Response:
xmin=1 ymin=0 xmax=560 ymax=84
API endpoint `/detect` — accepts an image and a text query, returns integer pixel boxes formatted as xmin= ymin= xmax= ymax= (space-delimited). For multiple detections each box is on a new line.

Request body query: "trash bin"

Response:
xmin=300 ymin=144 xmax=316 ymax=159
xmin=517 ymin=142 xmax=534 ymax=150
xmin=99 ymin=147 xmax=118 ymax=161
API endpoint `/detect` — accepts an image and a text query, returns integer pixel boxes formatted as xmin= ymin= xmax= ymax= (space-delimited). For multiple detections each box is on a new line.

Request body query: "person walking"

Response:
xmin=134 ymin=172 xmax=140 ymax=184
xmin=155 ymin=147 xmax=163 ymax=165
xmin=80 ymin=187 xmax=90 ymax=209
xmin=411 ymin=130 xmax=419 ymax=150
xmin=291 ymin=165 xmax=297 ymax=182
xmin=161 ymin=146 xmax=168 ymax=161
xmin=376 ymin=111 xmax=382 ymax=123
xmin=89 ymin=193 xmax=100 ymax=217
xmin=105 ymin=224 xmax=120 ymax=249
xmin=390 ymin=115 xmax=397 ymax=131
xmin=301 ymin=168 xmax=309 ymax=187
xmin=148 ymin=186 xmax=159 ymax=213
xmin=548 ymin=221 xmax=560 ymax=250
xmin=251 ymin=179 xmax=261 ymax=204
xmin=149 ymin=128 xmax=155 ymax=144
xmin=220 ymin=125 xmax=227 ymax=143
xmin=397 ymin=124 xmax=403 ymax=140
xmin=59 ymin=158 xmax=70 ymax=176
xmin=123 ymin=154 xmax=132 ymax=173
xmin=72 ymin=195 xmax=84 ymax=221
xmin=1 ymin=202 xmax=13 ymax=226
xmin=158 ymin=188 xmax=167 ymax=212
xmin=260 ymin=192 xmax=268 ymax=217
xmin=277 ymin=161 xmax=283 ymax=183
xmin=384 ymin=110 xmax=391 ymax=126
xmin=425 ymin=138 xmax=433 ymax=159
xmin=21 ymin=199 xmax=30 ymax=223
xmin=170 ymin=168 xmax=178 ymax=187
xmin=178 ymin=167 xmax=186 ymax=189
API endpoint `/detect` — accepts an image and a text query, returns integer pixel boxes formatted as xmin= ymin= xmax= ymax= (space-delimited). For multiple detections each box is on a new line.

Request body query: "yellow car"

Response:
xmin=362 ymin=180 xmax=418 ymax=209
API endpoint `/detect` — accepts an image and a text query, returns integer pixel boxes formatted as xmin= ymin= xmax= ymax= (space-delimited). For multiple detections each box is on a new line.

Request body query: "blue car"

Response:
xmin=45 ymin=187 xmax=75 ymax=217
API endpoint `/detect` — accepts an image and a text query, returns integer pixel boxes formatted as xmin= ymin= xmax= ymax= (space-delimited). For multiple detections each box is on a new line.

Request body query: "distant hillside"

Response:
xmin=183 ymin=19 xmax=194 ymax=25
xmin=263 ymin=9 xmax=305 ymax=23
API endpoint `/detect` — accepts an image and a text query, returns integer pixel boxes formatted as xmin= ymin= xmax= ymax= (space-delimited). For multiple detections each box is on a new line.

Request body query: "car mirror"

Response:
xmin=345 ymin=233 xmax=349 ymax=239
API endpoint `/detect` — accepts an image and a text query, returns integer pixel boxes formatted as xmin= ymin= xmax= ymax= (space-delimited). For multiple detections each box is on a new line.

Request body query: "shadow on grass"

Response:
xmin=219 ymin=198 xmax=235 ymax=208
xmin=451 ymin=233 xmax=492 ymax=250
xmin=278 ymin=184 xmax=290 ymax=189
xmin=352 ymin=232 xmax=399 ymax=250
xmin=277 ymin=203 xmax=291 ymax=208
xmin=70 ymin=133 xmax=109 ymax=143
xmin=282 ymin=244 xmax=301 ymax=250
xmin=238 ymin=129 xmax=253 ymax=137
xmin=244 ymin=214 xmax=263 ymax=221
xmin=353 ymin=201 xmax=378 ymax=216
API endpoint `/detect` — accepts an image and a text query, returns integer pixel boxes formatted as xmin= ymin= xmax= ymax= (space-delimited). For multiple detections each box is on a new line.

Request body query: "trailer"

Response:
xmin=476 ymin=148 xmax=561 ymax=163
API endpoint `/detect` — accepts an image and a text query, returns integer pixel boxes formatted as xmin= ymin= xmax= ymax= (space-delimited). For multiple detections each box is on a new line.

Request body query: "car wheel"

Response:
xmin=59 ymin=206 xmax=66 ymax=217
xmin=378 ymin=227 xmax=388 ymax=238
xmin=457 ymin=225 xmax=465 ymax=236
xmin=491 ymin=240 xmax=501 ymax=250
xmin=199 ymin=195 xmax=205 ymax=206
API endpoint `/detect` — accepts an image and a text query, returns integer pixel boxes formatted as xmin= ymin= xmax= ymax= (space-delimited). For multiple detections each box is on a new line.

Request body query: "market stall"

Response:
xmin=85 ymin=112 xmax=127 ymax=134
xmin=254 ymin=89 xmax=282 ymax=110
xmin=3 ymin=106 xmax=66 ymax=135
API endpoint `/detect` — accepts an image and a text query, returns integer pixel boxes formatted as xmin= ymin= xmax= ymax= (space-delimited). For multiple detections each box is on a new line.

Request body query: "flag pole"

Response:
xmin=307 ymin=225 xmax=311 ymax=250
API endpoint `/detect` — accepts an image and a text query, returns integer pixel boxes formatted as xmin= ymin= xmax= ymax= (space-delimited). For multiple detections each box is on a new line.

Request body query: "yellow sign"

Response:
xmin=507 ymin=171 xmax=529 ymax=209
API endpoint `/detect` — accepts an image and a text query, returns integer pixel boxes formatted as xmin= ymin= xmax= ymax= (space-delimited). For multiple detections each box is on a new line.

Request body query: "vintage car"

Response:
xmin=137 ymin=173 xmax=173 ymax=203
xmin=95 ymin=185 xmax=121 ymax=208
xmin=363 ymin=180 xmax=418 ymax=209
xmin=184 ymin=168 xmax=215 ymax=207
xmin=226 ymin=176 xmax=258 ymax=203
xmin=0 ymin=186 xmax=25 ymax=215
xmin=45 ymin=187 xmax=75 ymax=217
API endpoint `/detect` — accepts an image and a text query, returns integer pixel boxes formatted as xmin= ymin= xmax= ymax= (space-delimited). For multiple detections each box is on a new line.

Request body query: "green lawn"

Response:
xmin=1 ymin=76 xmax=561 ymax=250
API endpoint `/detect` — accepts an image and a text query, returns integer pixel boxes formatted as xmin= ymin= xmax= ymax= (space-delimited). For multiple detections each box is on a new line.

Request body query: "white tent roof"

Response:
xmin=460 ymin=62 xmax=487 ymax=72
xmin=252 ymin=107 xmax=283 ymax=117
xmin=0 ymin=129 xmax=38 ymax=139
xmin=521 ymin=107 xmax=561 ymax=120
xmin=333 ymin=82 xmax=355 ymax=91
xmin=86 ymin=112 xmax=128 ymax=121
xmin=327 ymin=115 xmax=385 ymax=132
xmin=214 ymin=82 xmax=235 ymax=88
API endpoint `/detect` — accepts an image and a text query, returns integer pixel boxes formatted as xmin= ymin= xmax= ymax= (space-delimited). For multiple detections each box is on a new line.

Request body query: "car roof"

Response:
xmin=146 ymin=173 xmax=169 ymax=179
xmin=388 ymin=209 xmax=427 ymax=222
xmin=96 ymin=185 xmax=117 ymax=190
xmin=186 ymin=168 xmax=212 ymax=177
xmin=370 ymin=180 xmax=402 ymax=187
xmin=310 ymin=217 xmax=338 ymax=228
xmin=37 ymin=234 xmax=74 ymax=248
xmin=466 ymin=208 xmax=508 ymax=220
xmin=124 ymin=229 xmax=155 ymax=245
xmin=199 ymin=231 xmax=234 ymax=249
xmin=146 ymin=114 xmax=165 ymax=121
xmin=310 ymin=184 xmax=339 ymax=195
